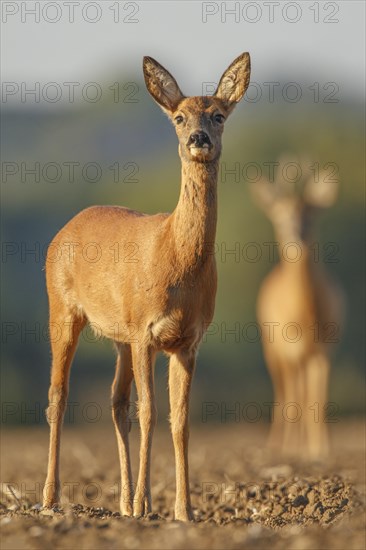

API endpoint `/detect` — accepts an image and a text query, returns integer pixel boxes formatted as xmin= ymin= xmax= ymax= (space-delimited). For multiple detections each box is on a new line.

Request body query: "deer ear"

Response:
xmin=250 ymin=178 xmax=277 ymax=213
xmin=214 ymin=52 xmax=251 ymax=113
xmin=143 ymin=56 xmax=185 ymax=113
xmin=304 ymin=171 xmax=339 ymax=208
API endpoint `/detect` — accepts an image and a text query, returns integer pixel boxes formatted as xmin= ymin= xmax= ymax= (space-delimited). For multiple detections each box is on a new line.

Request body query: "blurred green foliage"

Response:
xmin=1 ymin=72 xmax=364 ymax=425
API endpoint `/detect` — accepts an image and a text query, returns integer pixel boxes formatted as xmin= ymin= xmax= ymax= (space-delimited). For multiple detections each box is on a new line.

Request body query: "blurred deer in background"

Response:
xmin=251 ymin=158 xmax=345 ymax=460
xmin=43 ymin=53 xmax=251 ymax=520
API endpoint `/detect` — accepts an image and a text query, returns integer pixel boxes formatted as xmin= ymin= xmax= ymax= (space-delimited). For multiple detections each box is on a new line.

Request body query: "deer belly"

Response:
xmin=149 ymin=314 xmax=200 ymax=352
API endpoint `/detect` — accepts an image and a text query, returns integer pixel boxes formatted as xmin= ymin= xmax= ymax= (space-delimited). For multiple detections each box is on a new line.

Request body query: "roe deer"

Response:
xmin=43 ymin=53 xmax=251 ymax=520
xmin=251 ymin=158 xmax=344 ymax=460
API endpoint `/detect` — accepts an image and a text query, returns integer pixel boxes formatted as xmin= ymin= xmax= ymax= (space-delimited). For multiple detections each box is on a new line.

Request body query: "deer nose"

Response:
xmin=188 ymin=131 xmax=211 ymax=147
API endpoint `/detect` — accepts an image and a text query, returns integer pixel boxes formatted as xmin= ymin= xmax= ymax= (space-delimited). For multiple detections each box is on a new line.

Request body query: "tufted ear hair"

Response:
xmin=304 ymin=171 xmax=339 ymax=208
xmin=143 ymin=56 xmax=185 ymax=113
xmin=250 ymin=177 xmax=278 ymax=214
xmin=214 ymin=52 xmax=251 ymax=114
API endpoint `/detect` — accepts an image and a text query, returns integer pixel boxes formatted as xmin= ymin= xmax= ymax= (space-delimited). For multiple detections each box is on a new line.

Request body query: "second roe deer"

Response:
xmin=43 ymin=53 xmax=251 ymax=520
xmin=251 ymin=158 xmax=344 ymax=460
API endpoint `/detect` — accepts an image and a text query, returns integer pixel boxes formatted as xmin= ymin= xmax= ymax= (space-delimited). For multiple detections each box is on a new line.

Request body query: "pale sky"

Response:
xmin=1 ymin=0 xmax=365 ymax=105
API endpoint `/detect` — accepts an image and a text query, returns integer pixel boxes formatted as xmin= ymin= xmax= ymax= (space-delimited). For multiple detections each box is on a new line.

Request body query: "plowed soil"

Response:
xmin=1 ymin=421 xmax=365 ymax=549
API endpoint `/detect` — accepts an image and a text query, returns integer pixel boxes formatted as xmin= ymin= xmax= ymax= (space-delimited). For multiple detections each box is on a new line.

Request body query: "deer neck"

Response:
xmin=276 ymin=229 xmax=317 ymax=281
xmin=170 ymin=158 xmax=218 ymax=274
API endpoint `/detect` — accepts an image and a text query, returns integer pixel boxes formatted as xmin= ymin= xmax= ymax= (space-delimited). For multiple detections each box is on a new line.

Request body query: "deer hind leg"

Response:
xmin=168 ymin=350 xmax=196 ymax=522
xmin=111 ymin=343 xmax=134 ymax=516
xmin=131 ymin=344 xmax=157 ymax=517
xmin=43 ymin=302 xmax=86 ymax=507
xmin=304 ymin=354 xmax=330 ymax=460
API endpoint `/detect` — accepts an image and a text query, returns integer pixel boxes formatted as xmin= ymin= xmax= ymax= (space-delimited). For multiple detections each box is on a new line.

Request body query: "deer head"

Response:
xmin=251 ymin=156 xmax=339 ymax=242
xmin=143 ymin=53 xmax=251 ymax=163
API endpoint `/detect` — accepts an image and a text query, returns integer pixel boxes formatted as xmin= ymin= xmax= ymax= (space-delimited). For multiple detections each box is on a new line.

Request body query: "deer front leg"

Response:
xmin=305 ymin=354 xmax=331 ymax=460
xmin=111 ymin=343 xmax=134 ymax=516
xmin=132 ymin=344 xmax=157 ymax=517
xmin=168 ymin=350 xmax=196 ymax=522
xmin=264 ymin=354 xmax=285 ymax=452
xmin=282 ymin=359 xmax=305 ymax=456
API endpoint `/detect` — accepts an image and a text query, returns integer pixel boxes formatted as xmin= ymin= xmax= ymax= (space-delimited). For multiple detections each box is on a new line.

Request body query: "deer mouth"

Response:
xmin=189 ymin=143 xmax=211 ymax=154
xmin=187 ymin=132 xmax=213 ymax=157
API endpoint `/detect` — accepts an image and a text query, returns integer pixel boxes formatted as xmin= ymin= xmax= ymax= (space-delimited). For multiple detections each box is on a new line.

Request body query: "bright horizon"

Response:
xmin=1 ymin=0 xmax=364 ymax=108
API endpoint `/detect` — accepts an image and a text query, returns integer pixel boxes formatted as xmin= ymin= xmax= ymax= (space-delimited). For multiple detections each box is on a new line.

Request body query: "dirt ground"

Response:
xmin=1 ymin=421 xmax=365 ymax=550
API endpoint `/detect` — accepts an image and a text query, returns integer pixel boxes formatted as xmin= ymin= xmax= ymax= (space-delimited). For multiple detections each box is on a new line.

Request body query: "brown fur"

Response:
xmin=43 ymin=53 xmax=251 ymax=520
xmin=251 ymin=159 xmax=345 ymax=460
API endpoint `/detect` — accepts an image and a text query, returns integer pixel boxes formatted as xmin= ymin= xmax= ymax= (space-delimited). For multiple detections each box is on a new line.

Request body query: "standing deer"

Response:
xmin=251 ymin=159 xmax=344 ymax=460
xmin=43 ymin=53 xmax=251 ymax=520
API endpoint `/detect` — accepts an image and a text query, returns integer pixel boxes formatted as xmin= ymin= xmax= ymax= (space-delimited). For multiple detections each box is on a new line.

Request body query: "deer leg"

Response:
xmin=265 ymin=355 xmax=285 ymax=452
xmin=305 ymin=354 xmax=330 ymax=460
xmin=132 ymin=344 xmax=156 ymax=517
xmin=43 ymin=306 xmax=85 ymax=507
xmin=168 ymin=350 xmax=195 ymax=521
xmin=111 ymin=343 xmax=134 ymax=516
xmin=282 ymin=360 xmax=304 ymax=456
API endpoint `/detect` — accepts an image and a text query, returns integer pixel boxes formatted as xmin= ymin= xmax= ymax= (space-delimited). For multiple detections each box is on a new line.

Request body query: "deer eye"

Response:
xmin=214 ymin=114 xmax=225 ymax=124
xmin=175 ymin=115 xmax=184 ymax=124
